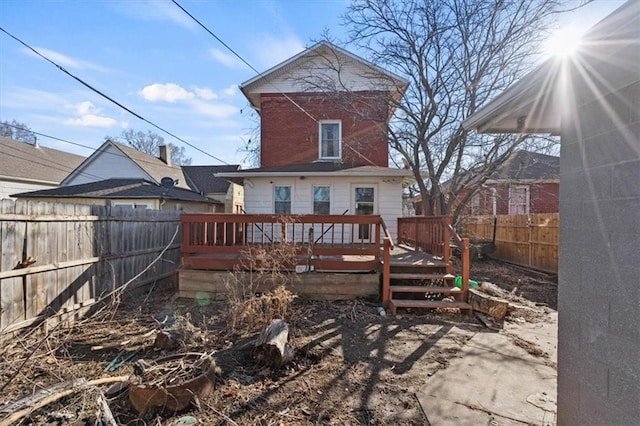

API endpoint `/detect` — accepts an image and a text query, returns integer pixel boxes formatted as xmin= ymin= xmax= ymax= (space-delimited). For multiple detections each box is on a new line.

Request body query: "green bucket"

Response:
xmin=455 ymin=276 xmax=478 ymax=289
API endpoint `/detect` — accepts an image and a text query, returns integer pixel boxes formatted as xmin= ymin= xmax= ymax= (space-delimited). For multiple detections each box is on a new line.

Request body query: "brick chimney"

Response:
xmin=159 ymin=145 xmax=171 ymax=166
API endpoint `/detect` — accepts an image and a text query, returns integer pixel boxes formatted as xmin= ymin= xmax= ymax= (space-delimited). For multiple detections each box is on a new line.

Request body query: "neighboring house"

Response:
xmin=463 ymin=1 xmax=639 ymax=424
xmin=13 ymin=178 xmax=220 ymax=212
xmin=458 ymin=151 xmax=559 ymax=216
xmin=182 ymin=165 xmax=244 ymax=213
xmin=0 ymin=136 xmax=85 ymax=199
xmin=216 ymin=41 xmax=412 ymax=239
xmin=63 ymin=140 xmax=188 ymax=189
xmin=54 ymin=139 xmax=237 ymax=212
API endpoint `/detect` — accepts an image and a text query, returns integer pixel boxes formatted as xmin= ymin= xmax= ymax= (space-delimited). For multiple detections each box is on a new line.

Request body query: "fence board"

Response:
xmin=0 ymin=199 xmax=181 ymax=334
xmin=462 ymin=213 xmax=559 ymax=273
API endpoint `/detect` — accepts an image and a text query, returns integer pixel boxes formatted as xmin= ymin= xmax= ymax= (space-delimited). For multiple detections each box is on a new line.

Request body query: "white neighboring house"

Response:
xmin=62 ymin=139 xmax=188 ymax=190
xmin=0 ymin=136 xmax=85 ymax=199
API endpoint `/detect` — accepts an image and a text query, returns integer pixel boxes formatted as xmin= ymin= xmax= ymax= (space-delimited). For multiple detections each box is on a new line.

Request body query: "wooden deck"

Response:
xmin=178 ymin=213 xmax=471 ymax=309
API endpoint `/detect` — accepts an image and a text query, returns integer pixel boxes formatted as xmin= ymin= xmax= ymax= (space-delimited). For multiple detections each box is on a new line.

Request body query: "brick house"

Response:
xmin=463 ymin=1 xmax=639 ymax=423
xmin=457 ymin=151 xmax=559 ymax=216
xmin=217 ymin=41 xmax=412 ymax=239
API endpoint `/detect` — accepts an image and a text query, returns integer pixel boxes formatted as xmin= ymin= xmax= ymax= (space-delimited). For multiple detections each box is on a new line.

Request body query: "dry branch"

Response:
xmin=0 ymin=376 xmax=129 ymax=426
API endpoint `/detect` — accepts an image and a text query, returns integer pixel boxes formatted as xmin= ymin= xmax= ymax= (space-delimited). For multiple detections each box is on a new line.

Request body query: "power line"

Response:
xmin=0 ymin=26 xmax=230 ymax=165
xmin=1 ymin=123 xmax=205 ymax=172
xmin=171 ymin=0 xmax=383 ymax=168
xmin=170 ymin=0 xmax=320 ymax=125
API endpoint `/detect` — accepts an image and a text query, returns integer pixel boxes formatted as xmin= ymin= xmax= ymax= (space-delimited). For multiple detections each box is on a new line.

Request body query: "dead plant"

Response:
xmin=226 ymin=217 xmax=301 ymax=333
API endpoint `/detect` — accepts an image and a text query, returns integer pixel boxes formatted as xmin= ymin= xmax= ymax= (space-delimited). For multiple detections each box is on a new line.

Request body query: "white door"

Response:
xmin=352 ymin=185 xmax=377 ymax=241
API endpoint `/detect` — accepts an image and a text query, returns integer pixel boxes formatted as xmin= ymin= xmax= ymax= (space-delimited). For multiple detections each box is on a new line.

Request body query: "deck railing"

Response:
xmin=181 ymin=213 xmax=385 ymax=271
xmin=397 ymin=215 xmax=470 ymax=300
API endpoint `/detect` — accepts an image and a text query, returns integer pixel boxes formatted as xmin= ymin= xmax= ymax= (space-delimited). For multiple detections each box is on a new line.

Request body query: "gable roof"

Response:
xmin=0 ymin=136 xmax=85 ymax=184
xmin=462 ymin=1 xmax=638 ymax=134
xmin=486 ymin=151 xmax=559 ymax=182
xmin=62 ymin=140 xmax=188 ymax=189
xmin=12 ymin=178 xmax=220 ymax=204
xmin=241 ymin=41 xmax=409 ymax=110
xmin=182 ymin=165 xmax=241 ymax=194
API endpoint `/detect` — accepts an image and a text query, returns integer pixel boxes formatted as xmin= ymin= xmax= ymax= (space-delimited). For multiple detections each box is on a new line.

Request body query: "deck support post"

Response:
xmin=461 ymin=237 xmax=470 ymax=302
xmin=382 ymin=238 xmax=391 ymax=308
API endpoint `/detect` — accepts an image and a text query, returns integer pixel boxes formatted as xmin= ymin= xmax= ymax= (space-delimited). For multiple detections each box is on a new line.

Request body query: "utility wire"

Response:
xmin=2 ymin=123 xmax=211 ymax=172
xmin=171 ymin=0 xmax=382 ymax=168
xmin=0 ymin=26 xmax=230 ymax=165
xmin=171 ymin=0 xmax=320 ymax=125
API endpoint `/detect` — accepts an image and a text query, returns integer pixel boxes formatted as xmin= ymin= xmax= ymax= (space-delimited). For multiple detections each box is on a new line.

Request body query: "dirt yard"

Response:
xmin=0 ymin=260 xmax=557 ymax=425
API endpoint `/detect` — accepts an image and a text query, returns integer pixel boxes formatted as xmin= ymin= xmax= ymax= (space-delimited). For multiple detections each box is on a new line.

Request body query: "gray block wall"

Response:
xmin=557 ymin=40 xmax=640 ymax=425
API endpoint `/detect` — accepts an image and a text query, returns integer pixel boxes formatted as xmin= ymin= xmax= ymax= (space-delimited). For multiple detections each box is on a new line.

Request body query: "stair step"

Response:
xmin=390 ymin=285 xmax=460 ymax=294
xmin=389 ymin=299 xmax=472 ymax=315
xmin=389 ymin=273 xmax=455 ymax=281
xmin=388 ymin=261 xmax=448 ymax=268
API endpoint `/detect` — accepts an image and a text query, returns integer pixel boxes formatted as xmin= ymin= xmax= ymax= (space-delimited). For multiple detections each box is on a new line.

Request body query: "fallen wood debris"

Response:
xmin=252 ymin=319 xmax=295 ymax=368
xmin=0 ymin=376 xmax=129 ymax=426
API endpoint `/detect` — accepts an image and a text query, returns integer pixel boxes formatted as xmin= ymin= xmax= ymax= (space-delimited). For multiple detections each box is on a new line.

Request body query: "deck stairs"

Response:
xmin=385 ymin=258 xmax=472 ymax=315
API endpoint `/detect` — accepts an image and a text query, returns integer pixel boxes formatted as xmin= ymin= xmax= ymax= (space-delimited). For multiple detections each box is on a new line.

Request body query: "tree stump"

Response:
xmin=469 ymin=288 xmax=509 ymax=320
xmin=252 ymin=319 xmax=294 ymax=368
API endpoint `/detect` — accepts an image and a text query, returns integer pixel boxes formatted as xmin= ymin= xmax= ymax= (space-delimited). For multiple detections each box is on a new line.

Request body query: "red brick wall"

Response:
xmin=452 ymin=182 xmax=559 ymax=216
xmin=259 ymin=91 xmax=389 ymax=167
xmin=530 ymin=182 xmax=559 ymax=213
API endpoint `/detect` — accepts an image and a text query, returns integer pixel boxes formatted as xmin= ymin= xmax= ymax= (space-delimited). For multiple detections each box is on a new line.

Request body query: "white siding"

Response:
xmin=244 ymin=176 xmax=403 ymax=240
xmin=252 ymin=55 xmax=398 ymax=95
xmin=65 ymin=144 xmax=150 ymax=186
xmin=0 ymin=179 xmax=58 ymax=199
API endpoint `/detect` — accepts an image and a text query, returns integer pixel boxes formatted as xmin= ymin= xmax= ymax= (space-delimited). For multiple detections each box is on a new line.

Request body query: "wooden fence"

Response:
xmin=461 ymin=213 xmax=559 ymax=273
xmin=0 ymin=199 xmax=181 ymax=334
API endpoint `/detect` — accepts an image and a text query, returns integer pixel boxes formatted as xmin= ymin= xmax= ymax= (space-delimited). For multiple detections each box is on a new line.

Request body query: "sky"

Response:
xmin=0 ymin=0 xmax=626 ymax=167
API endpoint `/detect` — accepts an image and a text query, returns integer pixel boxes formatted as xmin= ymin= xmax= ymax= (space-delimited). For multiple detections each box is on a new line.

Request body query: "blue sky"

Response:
xmin=0 ymin=0 xmax=625 ymax=166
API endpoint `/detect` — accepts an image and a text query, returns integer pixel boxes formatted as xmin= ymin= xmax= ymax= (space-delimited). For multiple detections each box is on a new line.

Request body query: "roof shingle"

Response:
xmin=0 ymin=136 xmax=85 ymax=183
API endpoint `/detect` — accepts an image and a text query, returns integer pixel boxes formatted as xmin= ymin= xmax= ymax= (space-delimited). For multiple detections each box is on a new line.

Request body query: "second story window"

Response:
xmin=319 ymin=120 xmax=341 ymax=160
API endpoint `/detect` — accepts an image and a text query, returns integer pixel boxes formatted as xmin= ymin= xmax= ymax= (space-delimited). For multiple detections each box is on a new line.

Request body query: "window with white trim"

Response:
xmin=471 ymin=193 xmax=480 ymax=215
xmin=508 ymin=185 xmax=530 ymax=215
xmin=319 ymin=120 xmax=341 ymax=160
xmin=274 ymin=186 xmax=291 ymax=214
xmin=313 ymin=185 xmax=331 ymax=214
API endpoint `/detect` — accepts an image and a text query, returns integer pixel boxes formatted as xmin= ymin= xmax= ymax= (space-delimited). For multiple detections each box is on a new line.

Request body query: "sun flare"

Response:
xmin=545 ymin=26 xmax=583 ymax=58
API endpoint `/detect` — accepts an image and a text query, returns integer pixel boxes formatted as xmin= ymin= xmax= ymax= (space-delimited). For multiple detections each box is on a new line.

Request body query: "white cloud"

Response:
xmin=190 ymin=99 xmax=237 ymax=119
xmin=22 ymin=47 xmax=111 ymax=73
xmin=251 ymin=34 xmax=305 ymax=68
xmin=64 ymin=101 xmax=122 ymax=128
xmin=111 ymin=0 xmax=196 ymax=30
xmin=220 ymin=85 xmax=238 ymax=98
xmin=139 ymin=83 xmax=237 ymax=118
xmin=193 ymin=87 xmax=218 ymax=100
xmin=140 ymin=83 xmax=195 ymax=103
xmin=209 ymin=48 xmax=245 ymax=69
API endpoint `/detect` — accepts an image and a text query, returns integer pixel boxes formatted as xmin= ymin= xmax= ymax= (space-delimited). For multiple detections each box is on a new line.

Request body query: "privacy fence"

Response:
xmin=460 ymin=213 xmax=559 ymax=273
xmin=0 ymin=199 xmax=181 ymax=334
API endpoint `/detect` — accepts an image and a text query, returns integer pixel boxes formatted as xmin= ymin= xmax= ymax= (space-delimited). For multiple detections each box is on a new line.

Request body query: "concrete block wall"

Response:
xmin=259 ymin=92 xmax=389 ymax=167
xmin=558 ymin=72 xmax=640 ymax=425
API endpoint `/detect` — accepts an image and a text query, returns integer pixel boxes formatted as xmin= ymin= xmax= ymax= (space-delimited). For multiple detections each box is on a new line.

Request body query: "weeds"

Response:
xmin=226 ymin=218 xmax=301 ymax=333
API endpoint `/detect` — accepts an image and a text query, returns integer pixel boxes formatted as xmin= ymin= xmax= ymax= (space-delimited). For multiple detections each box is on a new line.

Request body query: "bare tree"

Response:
xmin=0 ymin=119 xmax=37 ymax=144
xmin=238 ymin=106 xmax=261 ymax=167
xmin=341 ymin=0 xmax=565 ymax=219
xmin=107 ymin=129 xmax=192 ymax=166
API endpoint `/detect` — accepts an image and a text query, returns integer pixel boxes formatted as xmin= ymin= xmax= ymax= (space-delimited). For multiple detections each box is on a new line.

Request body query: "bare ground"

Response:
xmin=0 ymin=260 xmax=557 ymax=425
